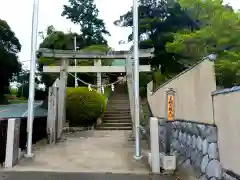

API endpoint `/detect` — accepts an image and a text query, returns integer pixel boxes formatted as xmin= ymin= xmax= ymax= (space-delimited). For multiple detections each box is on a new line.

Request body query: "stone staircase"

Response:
xmin=95 ymin=84 xmax=132 ymax=130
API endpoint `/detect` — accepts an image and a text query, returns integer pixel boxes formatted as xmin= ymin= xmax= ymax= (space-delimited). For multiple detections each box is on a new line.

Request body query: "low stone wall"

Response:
xmin=170 ymin=120 xmax=222 ymax=180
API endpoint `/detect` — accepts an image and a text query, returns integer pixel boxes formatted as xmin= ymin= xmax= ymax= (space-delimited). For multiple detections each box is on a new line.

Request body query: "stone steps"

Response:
xmin=96 ymin=122 xmax=132 ymax=127
xmin=95 ymin=84 xmax=132 ymax=131
xmin=106 ymin=108 xmax=131 ymax=111
xmin=103 ymin=115 xmax=131 ymax=119
xmin=108 ymin=100 xmax=129 ymax=104
xmin=103 ymin=119 xmax=131 ymax=123
xmin=95 ymin=126 xmax=132 ymax=130
xmin=104 ymin=110 xmax=131 ymax=114
xmin=108 ymin=101 xmax=130 ymax=104
xmin=108 ymin=103 xmax=129 ymax=106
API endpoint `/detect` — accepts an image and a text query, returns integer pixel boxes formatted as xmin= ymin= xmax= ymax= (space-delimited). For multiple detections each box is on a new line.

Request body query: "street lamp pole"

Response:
xmin=25 ymin=0 xmax=40 ymax=158
xmin=133 ymin=0 xmax=142 ymax=159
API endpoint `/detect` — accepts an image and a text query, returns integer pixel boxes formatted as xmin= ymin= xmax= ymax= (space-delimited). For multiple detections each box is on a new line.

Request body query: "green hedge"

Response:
xmin=66 ymin=87 xmax=106 ymax=127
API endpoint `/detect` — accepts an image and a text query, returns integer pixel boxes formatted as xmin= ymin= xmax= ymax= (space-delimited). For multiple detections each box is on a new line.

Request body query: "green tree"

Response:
xmin=114 ymin=0 xmax=199 ymax=93
xmin=0 ymin=19 xmax=21 ymax=103
xmin=166 ymin=0 xmax=240 ymax=60
xmin=62 ymin=0 xmax=110 ymax=45
xmin=38 ymin=26 xmax=84 ymax=88
xmin=78 ymin=44 xmax=113 ymax=66
xmin=39 ymin=25 xmax=55 ymax=39
xmin=114 ymin=0 xmax=198 ymax=75
xmin=215 ymin=52 xmax=240 ymax=88
xmin=166 ymin=0 xmax=240 ymax=87
xmin=16 ymin=69 xmax=41 ymax=98
xmin=38 ymin=26 xmax=112 ymax=88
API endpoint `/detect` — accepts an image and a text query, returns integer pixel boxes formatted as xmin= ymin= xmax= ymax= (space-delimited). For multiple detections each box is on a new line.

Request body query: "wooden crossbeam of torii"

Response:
xmin=43 ymin=65 xmax=151 ymax=73
xmin=37 ymin=48 xmax=154 ymax=59
xmin=37 ymin=48 xmax=154 ymax=73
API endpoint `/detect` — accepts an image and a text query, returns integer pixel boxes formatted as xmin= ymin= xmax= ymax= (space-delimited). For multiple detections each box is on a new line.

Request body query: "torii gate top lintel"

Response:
xmin=37 ymin=48 xmax=154 ymax=59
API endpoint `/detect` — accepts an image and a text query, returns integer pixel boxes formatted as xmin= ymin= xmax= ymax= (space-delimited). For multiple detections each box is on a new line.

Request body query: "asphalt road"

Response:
xmin=0 ymin=101 xmax=47 ymax=119
xmin=0 ymin=171 xmax=177 ymax=180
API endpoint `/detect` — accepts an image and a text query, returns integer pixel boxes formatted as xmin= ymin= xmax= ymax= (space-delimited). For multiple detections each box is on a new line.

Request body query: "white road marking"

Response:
xmin=21 ymin=103 xmax=42 ymax=117
xmin=0 ymin=109 xmax=8 ymax=113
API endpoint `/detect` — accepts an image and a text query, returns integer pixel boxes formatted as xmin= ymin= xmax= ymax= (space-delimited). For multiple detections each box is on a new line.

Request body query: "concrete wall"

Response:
xmin=146 ymin=58 xmax=240 ymax=179
xmin=212 ymin=87 xmax=240 ymax=176
xmin=147 ymin=59 xmax=216 ymax=124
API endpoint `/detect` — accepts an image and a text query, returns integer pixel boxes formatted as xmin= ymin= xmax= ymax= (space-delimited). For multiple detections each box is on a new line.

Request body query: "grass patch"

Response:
xmin=9 ymin=100 xmax=28 ymax=104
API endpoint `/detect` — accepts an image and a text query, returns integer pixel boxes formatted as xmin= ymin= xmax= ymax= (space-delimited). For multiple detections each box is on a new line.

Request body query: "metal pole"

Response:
xmin=25 ymin=0 xmax=39 ymax=158
xmin=133 ymin=0 xmax=141 ymax=159
xmin=74 ymin=36 xmax=78 ymax=88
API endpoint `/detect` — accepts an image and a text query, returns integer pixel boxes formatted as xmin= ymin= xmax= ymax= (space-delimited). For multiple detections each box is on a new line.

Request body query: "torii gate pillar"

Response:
xmin=57 ymin=59 xmax=68 ymax=139
xmin=94 ymin=59 xmax=102 ymax=93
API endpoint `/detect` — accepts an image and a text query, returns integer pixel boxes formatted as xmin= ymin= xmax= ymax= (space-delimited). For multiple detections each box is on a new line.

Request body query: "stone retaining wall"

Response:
xmin=223 ymin=170 xmax=240 ymax=180
xmin=156 ymin=119 xmax=240 ymax=180
xmin=170 ymin=120 xmax=222 ymax=180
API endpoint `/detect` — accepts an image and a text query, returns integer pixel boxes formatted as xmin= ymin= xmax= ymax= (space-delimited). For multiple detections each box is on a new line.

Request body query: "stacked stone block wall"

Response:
xmin=167 ymin=120 xmax=222 ymax=180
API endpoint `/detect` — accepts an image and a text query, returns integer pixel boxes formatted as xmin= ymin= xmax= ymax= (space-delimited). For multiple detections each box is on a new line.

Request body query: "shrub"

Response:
xmin=66 ymin=87 xmax=106 ymax=127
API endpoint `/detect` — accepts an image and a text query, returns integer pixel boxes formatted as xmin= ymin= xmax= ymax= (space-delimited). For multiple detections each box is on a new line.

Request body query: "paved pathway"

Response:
xmin=0 ymin=171 xmax=178 ymax=180
xmin=0 ymin=101 xmax=46 ymax=119
xmin=5 ymin=130 xmax=150 ymax=174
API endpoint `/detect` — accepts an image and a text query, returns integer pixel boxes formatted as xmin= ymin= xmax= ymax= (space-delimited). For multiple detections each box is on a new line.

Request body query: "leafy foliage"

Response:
xmin=62 ymin=0 xmax=110 ymax=45
xmin=39 ymin=31 xmax=83 ymax=50
xmin=38 ymin=27 xmax=87 ymax=87
xmin=38 ymin=0 xmax=112 ymax=88
xmin=114 ymin=0 xmax=200 ymax=95
xmin=66 ymin=87 xmax=106 ymax=126
xmin=215 ymin=52 xmax=240 ymax=88
xmin=166 ymin=0 xmax=240 ymax=87
xmin=114 ymin=0 xmax=198 ymax=74
xmin=166 ymin=0 xmax=240 ymax=59
xmin=38 ymin=29 xmax=112 ymax=88
xmin=116 ymin=0 xmax=240 ymax=88
xmin=0 ymin=19 xmax=21 ymax=103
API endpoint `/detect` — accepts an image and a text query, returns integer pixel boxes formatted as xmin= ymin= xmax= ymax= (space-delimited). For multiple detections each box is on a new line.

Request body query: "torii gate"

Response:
xmin=37 ymin=48 xmax=154 ymax=139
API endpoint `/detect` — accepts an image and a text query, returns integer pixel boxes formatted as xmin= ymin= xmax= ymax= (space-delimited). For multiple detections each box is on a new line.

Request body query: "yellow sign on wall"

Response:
xmin=167 ymin=95 xmax=174 ymax=121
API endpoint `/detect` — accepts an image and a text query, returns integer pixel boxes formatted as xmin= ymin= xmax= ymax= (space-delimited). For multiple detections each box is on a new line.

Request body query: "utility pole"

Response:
xmin=133 ymin=0 xmax=141 ymax=159
xmin=74 ymin=36 xmax=78 ymax=88
xmin=26 ymin=0 xmax=39 ymax=158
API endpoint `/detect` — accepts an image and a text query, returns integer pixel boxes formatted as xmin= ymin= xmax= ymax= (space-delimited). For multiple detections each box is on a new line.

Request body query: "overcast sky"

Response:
xmin=0 ymin=0 xmax=239 ymax=69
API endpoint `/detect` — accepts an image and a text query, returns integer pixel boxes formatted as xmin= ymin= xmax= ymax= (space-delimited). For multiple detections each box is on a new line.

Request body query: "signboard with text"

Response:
xmin=167 ymin=93 xmax=175 ymax=121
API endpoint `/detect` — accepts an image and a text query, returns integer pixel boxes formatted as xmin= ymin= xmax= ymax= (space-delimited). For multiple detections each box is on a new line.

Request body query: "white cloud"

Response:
xmin=0 ymin=0 xmax=239 ymax=69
